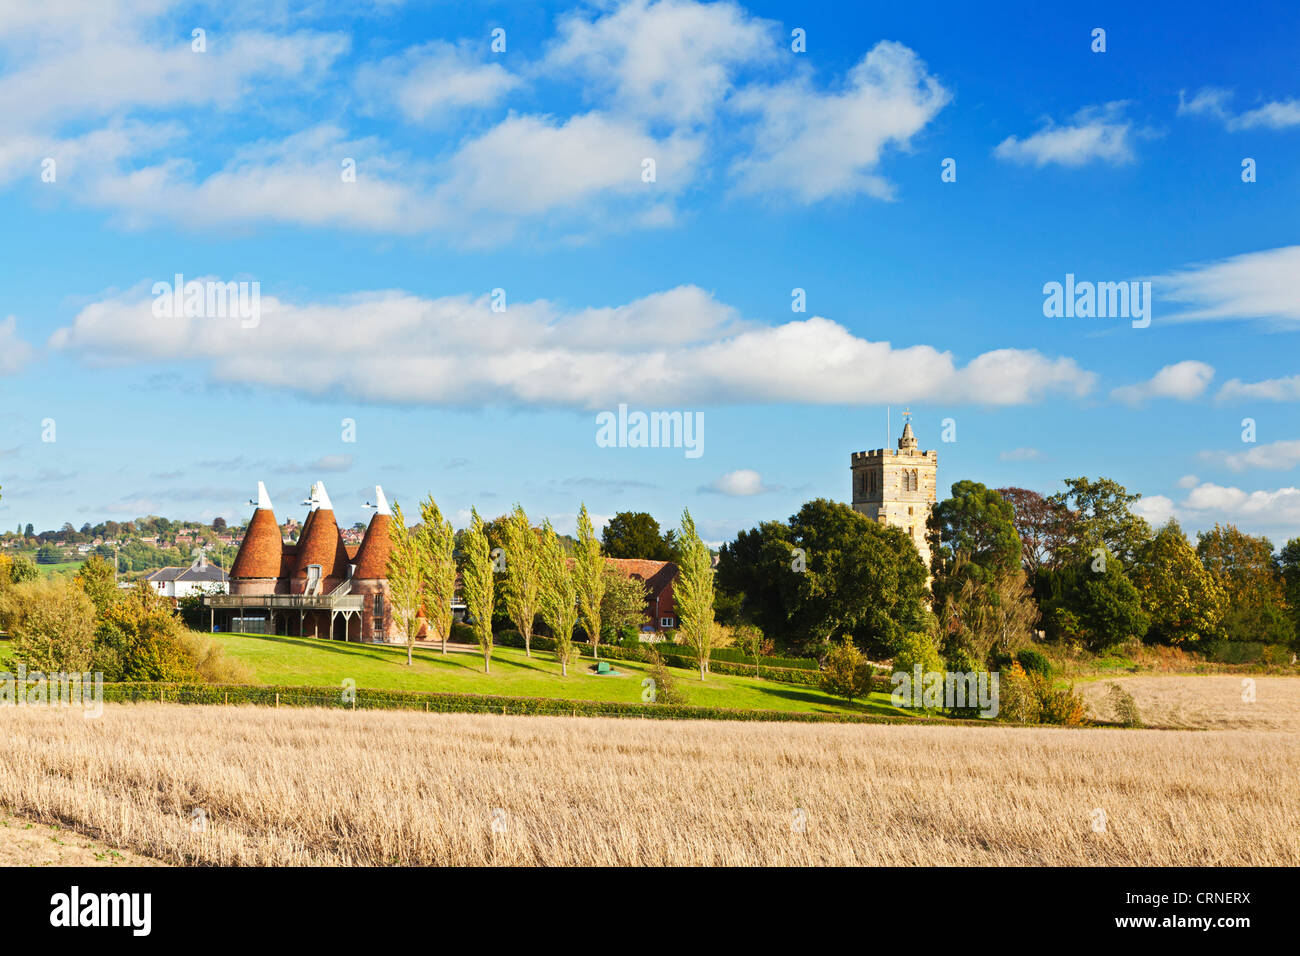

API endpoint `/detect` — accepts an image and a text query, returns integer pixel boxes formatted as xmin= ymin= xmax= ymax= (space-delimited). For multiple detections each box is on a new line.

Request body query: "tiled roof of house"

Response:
xmin=604 ymin=557 xmax=677 ymax=593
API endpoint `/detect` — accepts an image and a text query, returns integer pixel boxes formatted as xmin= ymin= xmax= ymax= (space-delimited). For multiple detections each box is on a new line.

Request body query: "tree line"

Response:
xmin=383 ymin=497 xmax=717 ymax=679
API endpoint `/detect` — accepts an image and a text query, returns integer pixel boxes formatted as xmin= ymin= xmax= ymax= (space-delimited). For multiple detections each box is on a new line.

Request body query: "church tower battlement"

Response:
xmin=850 ymin=417 xmax=937 ymax=571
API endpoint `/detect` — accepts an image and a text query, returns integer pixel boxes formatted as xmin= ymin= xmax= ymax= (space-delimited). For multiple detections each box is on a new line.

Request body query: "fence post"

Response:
xmin=224 ymin=691 xmax=228 ymax=706
xmin=275 ymin=692 xmax=279 ymax=708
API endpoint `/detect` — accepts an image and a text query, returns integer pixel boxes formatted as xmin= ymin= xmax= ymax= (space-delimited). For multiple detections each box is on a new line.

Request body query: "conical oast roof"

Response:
xmin=353 ymin=512 xmax=392 ymax=579
xmin=353 ymin=486 xmax=393 ymax=579
xmin=231 ymin=486 xmax=282 ymax=579
xmin=294 ymin=483 xmax=349 ymax=580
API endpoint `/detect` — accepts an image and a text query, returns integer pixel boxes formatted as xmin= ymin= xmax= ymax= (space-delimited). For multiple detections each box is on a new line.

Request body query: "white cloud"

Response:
xmin=1218 ymin=374 xmax=1300 ymax=402
xmin=704 ymin=469 xmax=772 ymax=496
xmin=49 ymin=283 xmax=1097 ymax=410
xmin=1151 ymin=245 xmax=1300 ymax=325
xmin=547 ymin=0 xmax=775 ymax=124
xmin=1176 ymin=474 xmax=1200 ymax=489
xmin=1111 ymin=360 xmax=1214 ymax=405
xmin=730 ymin=40 xmax=949 ymax=202
xmin=994 ymin=102 xmax=1138 ymax=167
xmin=85 ymin=125 xmax=433 ymax=232
xmin=357 ymin=40 xmax=520 ymax=123
xmin=1179 ymin=87 xmax=1300 ymax=131
xmin=0 ymin=316 xmax=34 ymax=374
xmin=1132 ymin=494 xmax=1176 ymax=527
xmin=1180 ymin=481 xmax=1300 ymax=525
xmin=999 ymin=447 xmax=1042 ymax=461
xmin=1199 ymin=440 xmax=1300 ymax=473
xmin=427 ymin=111 xmax=703 ymax=242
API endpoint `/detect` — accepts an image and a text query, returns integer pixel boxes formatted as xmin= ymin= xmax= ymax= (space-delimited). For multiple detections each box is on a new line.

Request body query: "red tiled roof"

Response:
xmin=230 ymin=508 xmax=282 ymax=579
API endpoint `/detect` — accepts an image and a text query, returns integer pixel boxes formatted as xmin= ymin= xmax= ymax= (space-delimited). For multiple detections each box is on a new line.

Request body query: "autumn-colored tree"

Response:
xmin=1196 ymin=523 xmax=1294 ymax=645
xmin=537 ymin=519 xmax=578 ymax=676
xmin=460 ymin=508 xmax=496 ymax=674
xmin=997 ymin=486 xmax=1073 ymax=573
xmin=1131 ymin=521 xmax=1225 ymax=646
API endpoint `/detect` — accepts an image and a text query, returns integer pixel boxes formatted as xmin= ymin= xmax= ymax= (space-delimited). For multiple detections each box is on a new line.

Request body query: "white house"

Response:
xmin=144 ymin=553 xmax=229 ymax=598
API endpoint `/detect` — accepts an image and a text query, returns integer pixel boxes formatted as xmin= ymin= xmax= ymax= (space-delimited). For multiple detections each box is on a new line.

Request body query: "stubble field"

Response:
xmin=2 ymin=685 xmax=1297 ymax=866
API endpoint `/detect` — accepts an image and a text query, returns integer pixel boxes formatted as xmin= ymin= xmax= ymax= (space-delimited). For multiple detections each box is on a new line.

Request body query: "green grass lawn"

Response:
xmin=209 ymin=631 xmax=912 ymax=719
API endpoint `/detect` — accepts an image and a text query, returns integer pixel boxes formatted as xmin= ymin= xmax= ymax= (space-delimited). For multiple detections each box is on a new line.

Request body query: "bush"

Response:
xmin=1016 ymin=648 xmax=1053 ymax=678
xmin=819 ymin=640 xmax=874 ymax=704
xmin=1 ymin=578 xmax=97 ymax=672
xmin=1037 ymin=684 xmax=1088 ymax=726
xmin=997 ymin=663 xmax=1041 ymax=723
xmin=1106 ymin=682 xmax=1143 ymax=727
xmin=644 ymin=648 xmax=686 ymax=705
xmin=178 ymin=630 xmax=255 ymax=683
xmin=450 ymin=621 xmax=475 ymax=643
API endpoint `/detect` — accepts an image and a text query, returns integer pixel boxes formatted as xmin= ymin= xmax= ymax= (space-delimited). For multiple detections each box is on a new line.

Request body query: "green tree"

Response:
xmin=929 ymin=480 xmax=1022 ymax=586
xmin=675 ymin=509 xmax=715 ymax=679
xmin=500 ymin=504 xmax=542 ymax=656
xmin=734 ymin=623 xmax=769 ymax=672
xmin=1131 ymin=521 xmax=1225 ymax=647
xmin=573 ymin=504 xmax=606 ymax=657
xmin=76 ymin=554 xmax=119 ymax=617
xmin=417 ymin=494 xmax=457 ymax=654
xmin=537 ymin=520 xmax=579 ymax=676
xmin=8 ymin=554 xmax=38 ymax=584
xmin=714 ymin=520 xmax=798 ymax=639
xmin=819 ymin=639 xmax=874 ymax=704
xmin=1281 ymin=538 xmax=1300 ymax=646
xmin=1036 ymin=551 xmax=1148 ymax=651
xmin=600 ymin=566 xmax=648 ymax=645
xmin=461 ymin=508 xmax=496 ymax=673
xmin=716 ymin=500 xmax=929 ymax=657
xmin=601 ymin=511 xmax=678 ymax=561
xmin=385 ymin=503 xmax=423 ymax=666
xmin=1051 ymin=476 xmax=1152 ymax=566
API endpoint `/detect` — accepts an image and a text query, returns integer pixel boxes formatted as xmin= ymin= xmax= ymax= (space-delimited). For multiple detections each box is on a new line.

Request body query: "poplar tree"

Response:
xmin=537 ymin=520 xmax=578 ymax=676
xmin=385 ymin=503 xmax=422 ymax=666
xmin=417 ymin=494 xmax=457 ymax=655
xmin=461 ymin=508 xmax=496 ymax=673
xmin=675 ymin=508 xmax=715 ymax=679
xmin=501 ymin=504 xmax=541 ymax=656
xmin=574 ymin=503 xmax=605 ymax=657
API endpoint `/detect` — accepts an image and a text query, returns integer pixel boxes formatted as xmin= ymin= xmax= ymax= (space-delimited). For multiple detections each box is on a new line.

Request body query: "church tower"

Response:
xmin=851 ymin=415 xmax=938 ymax=571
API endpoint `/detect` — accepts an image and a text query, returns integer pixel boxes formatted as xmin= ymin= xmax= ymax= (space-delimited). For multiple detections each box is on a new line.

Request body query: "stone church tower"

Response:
xmin=850 ymin=419 xmax=938 ymax=571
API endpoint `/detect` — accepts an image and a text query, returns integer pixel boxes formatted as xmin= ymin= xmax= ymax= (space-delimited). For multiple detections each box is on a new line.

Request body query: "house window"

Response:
xmin=660 ymin=616 xmax=675 ymax=628
xmin=373 ymin=593 xmax=385 ymax=635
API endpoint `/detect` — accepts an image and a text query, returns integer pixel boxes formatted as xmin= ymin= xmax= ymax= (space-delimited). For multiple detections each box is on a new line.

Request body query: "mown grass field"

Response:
xmin=210 ymin=631 xmax=909 ymax=718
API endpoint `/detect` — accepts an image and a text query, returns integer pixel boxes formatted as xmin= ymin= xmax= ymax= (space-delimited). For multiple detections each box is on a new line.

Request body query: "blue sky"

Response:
xmin=1 ymin=0 xmax=1299 ymax=545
